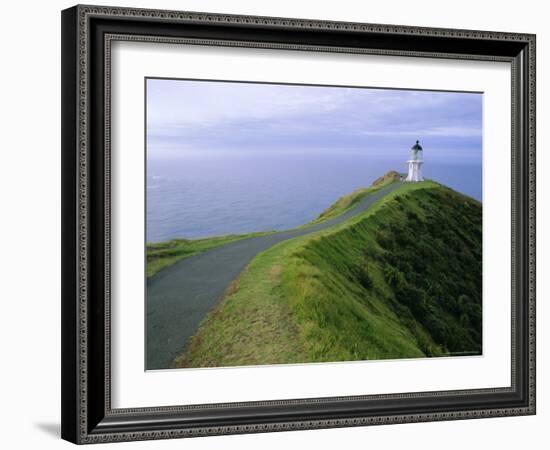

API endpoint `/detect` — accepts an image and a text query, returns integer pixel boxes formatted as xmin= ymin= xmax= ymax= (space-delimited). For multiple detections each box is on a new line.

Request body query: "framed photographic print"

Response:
xmin=61 ymin=4 xmax=536 ymax=444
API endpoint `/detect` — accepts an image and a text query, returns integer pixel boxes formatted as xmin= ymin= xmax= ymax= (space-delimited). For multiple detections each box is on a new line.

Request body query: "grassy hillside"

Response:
xmin=308 ymin=170 xmax=402 ymax=225
xmin=174 ymin=180 xmax=482 ymax=368
xmin=146 ymin=171 xmax=402 ymax=277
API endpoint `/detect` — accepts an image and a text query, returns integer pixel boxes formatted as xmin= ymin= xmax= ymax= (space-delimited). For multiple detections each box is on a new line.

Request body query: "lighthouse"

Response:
xmin=405 ymin=140 xmax=424 ymax=182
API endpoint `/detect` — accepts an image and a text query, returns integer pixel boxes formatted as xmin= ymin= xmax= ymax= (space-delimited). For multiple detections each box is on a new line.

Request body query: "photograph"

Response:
xmin=145 ymin=79 xmax=483 ymax=371
xmin=57 ymin=3 xmax=537 ymax=445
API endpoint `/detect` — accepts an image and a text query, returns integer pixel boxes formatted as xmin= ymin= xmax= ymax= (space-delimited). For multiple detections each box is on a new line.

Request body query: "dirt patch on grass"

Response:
xmin=223 ymin=277 xmax=241 ymax=297
xmin=269 ymin=265 xmax=282 ymax=284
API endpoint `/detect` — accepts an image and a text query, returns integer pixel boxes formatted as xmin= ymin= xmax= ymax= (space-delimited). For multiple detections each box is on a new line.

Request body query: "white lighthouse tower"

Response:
xmin=405 ymin=140 xmax=424 ymax=182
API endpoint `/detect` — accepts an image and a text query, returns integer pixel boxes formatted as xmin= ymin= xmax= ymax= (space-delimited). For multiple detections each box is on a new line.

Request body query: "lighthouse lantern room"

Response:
xmin=406 ymin=140 xmax=424 ymax=182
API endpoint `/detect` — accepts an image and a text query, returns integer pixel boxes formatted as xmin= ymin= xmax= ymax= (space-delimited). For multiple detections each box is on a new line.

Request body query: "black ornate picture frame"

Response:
xmin=61 ymin=4 xmax=536 ymax=444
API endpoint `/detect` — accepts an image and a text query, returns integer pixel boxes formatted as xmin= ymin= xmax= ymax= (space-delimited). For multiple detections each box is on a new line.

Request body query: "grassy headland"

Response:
xmin=146 ymin=171 xmax=403 ymax=278
xmin=174 ymin=177 xmax=482 ymax=368
xmin=307 ymin=170 xmax=402 ymax=225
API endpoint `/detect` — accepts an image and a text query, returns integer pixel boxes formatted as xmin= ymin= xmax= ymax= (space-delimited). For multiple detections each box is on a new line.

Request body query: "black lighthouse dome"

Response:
xmin=411 ymin=140 xmax=423 ymax=151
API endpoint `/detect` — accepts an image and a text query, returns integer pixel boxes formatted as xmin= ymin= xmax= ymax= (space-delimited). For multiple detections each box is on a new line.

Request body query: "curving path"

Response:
xmin=147 ymin=182 xmax=402 ymax=369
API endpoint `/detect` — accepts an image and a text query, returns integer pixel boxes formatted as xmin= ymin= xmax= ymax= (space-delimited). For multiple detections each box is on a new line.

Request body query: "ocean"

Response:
xmin=146 ymin=153 xmax=482 ymax=243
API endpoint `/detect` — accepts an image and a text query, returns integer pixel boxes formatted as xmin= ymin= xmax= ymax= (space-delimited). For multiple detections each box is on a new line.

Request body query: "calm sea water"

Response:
xmin=147 ymin=153 xmax=482 ymax=242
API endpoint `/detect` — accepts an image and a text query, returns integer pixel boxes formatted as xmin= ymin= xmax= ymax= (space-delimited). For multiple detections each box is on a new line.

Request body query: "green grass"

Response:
xmin=307 ymin=170 xmax=403 ymax=225
xmin=175 ymin=179 xmax=482 ymax=368
xmin=146 ymin=232 xmax=271 ymax=278
xmin=146 ymin=171 xmax=401 ymax=278
xmin=174 ymin=244 xmax=306 ymax=367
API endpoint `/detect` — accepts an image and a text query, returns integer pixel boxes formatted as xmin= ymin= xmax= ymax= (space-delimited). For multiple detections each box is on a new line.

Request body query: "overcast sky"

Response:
xmin=146 ymin=78 xmax=482 ymax=163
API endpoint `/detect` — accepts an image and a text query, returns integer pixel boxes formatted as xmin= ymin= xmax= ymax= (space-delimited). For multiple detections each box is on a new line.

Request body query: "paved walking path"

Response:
xmin=147 ymin=182 xmax=402 ymax=369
